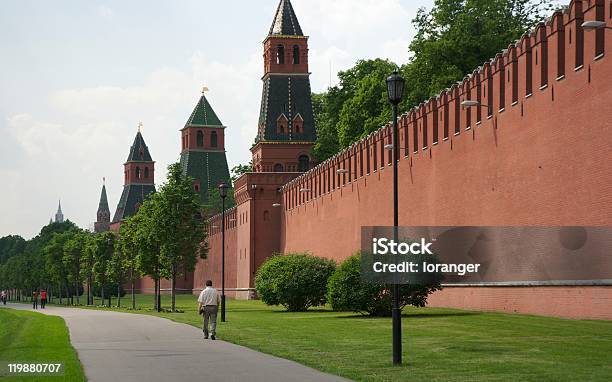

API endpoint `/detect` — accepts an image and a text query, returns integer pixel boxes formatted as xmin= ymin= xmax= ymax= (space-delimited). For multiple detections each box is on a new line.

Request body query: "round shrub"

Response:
xmin=327 ymin=254 xmax=443 ymax=316
xmin=255 ymin=253 xmax=336 ymax=311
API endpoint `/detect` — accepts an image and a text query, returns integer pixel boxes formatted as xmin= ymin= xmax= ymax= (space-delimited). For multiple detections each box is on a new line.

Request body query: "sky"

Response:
xmin=0 ymin=0 xmax=435 ymax=239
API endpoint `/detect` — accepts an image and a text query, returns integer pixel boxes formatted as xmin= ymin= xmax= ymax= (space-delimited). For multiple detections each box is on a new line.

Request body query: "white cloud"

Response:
xmin=0 ymin=0 xmax=438 ymax=238
xmin=96 ymin=5 xmax=114 ymax=18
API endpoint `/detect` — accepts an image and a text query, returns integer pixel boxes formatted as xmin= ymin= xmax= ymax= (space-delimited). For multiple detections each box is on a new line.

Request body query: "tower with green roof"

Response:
xmin=180 ymin=90 xmax=231 ymax=205
xmin=251 ymin=0 xmax=316 ymax=173
xmin=112 ymin=127 xmax=156 ymax=226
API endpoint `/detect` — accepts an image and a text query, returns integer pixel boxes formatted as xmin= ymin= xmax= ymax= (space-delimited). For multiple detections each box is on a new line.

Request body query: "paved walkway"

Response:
xmin=1 ymin=303 xmax=349 ymax=382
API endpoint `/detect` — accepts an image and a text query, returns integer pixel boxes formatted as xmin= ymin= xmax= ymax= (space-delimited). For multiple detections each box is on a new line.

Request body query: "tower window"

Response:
xmin=277 ymin=45 xmax=285 ymax=65
xmin=197 ymin=130 xmax=204 ymax=147
xmin=135 ymin=166 xmax=141 ymax=179
xmin=298 ymin=155 xmax=310 ymax=172
xmin=277 ymin=114 xmax=288 ymax=134
xmin=211 ymin=131 xmax=218 ymax=148
xmin=144 ymin=167 xmax=149 ymax=179
xmin=293 ymin=45 xmax=300 ymax=64
xmin=293 ymin=114 xmax=304 ymax=135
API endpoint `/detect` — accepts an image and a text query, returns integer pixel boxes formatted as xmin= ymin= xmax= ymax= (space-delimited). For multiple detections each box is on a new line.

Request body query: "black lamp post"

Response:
xmin=386 ymin=70 xmax=405 ymax=365
xmin=218 ymin=183 xmax=229 ymax=322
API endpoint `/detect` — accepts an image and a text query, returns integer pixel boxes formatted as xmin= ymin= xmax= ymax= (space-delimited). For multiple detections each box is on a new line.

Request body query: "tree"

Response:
xmin=231 ymin=162 xmax=253 ymax=183
xmin=63 ymin=230 xmax=87 ymax=305
xmin=43 ymin=231 xmax=73 ymax=304
xmin=118 ymin=215 xmax=142 ymax=309
xmin=403 ymin=0 xmax=555 ymax=107
xmin=0 ymin=235 xmax=26 ymax=264
xmin=205 ymin=186 xmax=235 ymax=216
xmin=107 ymin=240 xmax=126 ymax=308
xmin=155 ymin=162 xmax=207 ymax=312
xmin=81 ymin=234 xmax=96 ymax=305
xmin=133 ymin=195 xmax=164 ymax=311
xmin=311 ymin=0 xmax=554 ymax=160
xmin=92 ymin=232 xmax=115 ymax=307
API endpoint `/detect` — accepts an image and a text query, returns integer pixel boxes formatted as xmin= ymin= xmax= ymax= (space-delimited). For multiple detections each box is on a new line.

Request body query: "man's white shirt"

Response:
xmin=198 ymin=286 xmax=220 ymax=306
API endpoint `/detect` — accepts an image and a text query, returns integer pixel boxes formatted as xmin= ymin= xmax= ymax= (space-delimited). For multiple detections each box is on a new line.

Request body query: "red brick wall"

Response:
xmin=278 ymin=1 xmax=612 ymax=319
xmin=428 ymin=286 xmax=612 ymax=320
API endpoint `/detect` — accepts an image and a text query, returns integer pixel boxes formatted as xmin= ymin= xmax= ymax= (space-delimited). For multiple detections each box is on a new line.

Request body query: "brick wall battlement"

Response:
xmin=281 ymin=0 xmax=610 ymax=211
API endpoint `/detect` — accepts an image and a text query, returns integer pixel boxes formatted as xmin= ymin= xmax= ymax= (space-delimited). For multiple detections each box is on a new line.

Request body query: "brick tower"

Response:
xmin=251 ymin=0 xmax=316 ymax=173
xmin=111 ymin=126 xmax=156 ymax=229
xmin=180 ymin=90 xmax=231 ymax=204
xmin=94 ymin=178 xmax=110 ymax=233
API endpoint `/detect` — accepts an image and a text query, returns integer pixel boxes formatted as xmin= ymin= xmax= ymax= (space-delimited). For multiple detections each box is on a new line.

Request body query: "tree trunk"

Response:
xmin=75 ymin=279 xmax=80 ymax=305
xmin=171 ymin=264 xmax=177 ymax=312
xmin=87 ymin=276 xmax=90 ymax=305
xmin=66 ymin=283 xmax=71 ymax=305
xmin=101 ymin=282 xmax=105 ymax=307
xmin=131 ymin=269 xmax=135 ymax=310
xmin=59 ymin=284 xmax=63 ymax=305
xmin=117 ymin=284 xmax=121 ymax=308
xmin=153 ymin=278 xmax=158 ymax=310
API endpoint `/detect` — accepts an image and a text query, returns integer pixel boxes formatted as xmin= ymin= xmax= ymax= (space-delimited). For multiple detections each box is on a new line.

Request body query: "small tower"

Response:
xmin=180 ymin=89 xmax=231 ymax=204
xmin=251 ymin=0 xmax=316 ymax=173
xmin=55 ymin=200 xmax=64 ymax=223
xmin=112 ymin=125 xmax=156 ymax=225
xmin=94 ymin=178 xmax=111 ymax=233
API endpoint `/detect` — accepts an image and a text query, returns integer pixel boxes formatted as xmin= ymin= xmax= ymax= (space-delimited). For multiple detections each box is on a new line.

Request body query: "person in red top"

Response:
xmin=40 ymin=290 xmax=47 ymax=309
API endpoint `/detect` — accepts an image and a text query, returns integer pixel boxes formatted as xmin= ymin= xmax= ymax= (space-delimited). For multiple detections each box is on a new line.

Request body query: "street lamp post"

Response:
xmin=386 ymin=70 xmax=405 ymax=365
xmin=218 ymin=183 xmax=229 ymax=322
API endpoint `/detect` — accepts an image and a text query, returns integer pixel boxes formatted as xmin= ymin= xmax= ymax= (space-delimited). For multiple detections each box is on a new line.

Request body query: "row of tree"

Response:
xmin=0 ymin=163 xmax=207 ymax=312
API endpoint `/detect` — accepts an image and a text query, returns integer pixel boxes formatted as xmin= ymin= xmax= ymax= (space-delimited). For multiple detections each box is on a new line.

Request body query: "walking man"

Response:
xmin=40 ymin=290 xmax=47 ymax=309
xmin=1 ymin=290 xmax=6 ymax=305
xmin=197 ymin=280 xmax=220 ymax=340
xmin=32 ymin=290 xmax=38 ymax=310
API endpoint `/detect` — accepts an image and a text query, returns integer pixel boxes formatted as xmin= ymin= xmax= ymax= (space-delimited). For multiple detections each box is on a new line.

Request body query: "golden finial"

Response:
xmin=138 ymin=121 xmax=143 ymax=132
xmin=103 ymin=177 xmax=105 ymax=185
xmin=202 ymin=86 xmax=209 ymax=94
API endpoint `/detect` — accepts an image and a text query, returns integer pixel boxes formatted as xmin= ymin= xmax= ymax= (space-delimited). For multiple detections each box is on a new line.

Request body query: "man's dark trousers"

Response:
xmin=202 ymin=305 xmax=218 ymax=337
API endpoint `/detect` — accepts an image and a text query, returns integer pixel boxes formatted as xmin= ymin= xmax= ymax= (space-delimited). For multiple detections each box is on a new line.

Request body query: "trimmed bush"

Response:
xmin=255 ymin=253 xmax=336 ymax=311
xmin=327 ymin=254 xmax=443 ymax=316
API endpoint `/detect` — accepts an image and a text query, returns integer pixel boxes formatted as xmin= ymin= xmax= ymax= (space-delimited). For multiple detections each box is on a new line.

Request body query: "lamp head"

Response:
xmin=218 ymin=183 xmax=229 ymax=198
xmin=581 ymin=20 xmax=606 ymax=30
xmin=386 ymin=70 xmax=405 ymax=105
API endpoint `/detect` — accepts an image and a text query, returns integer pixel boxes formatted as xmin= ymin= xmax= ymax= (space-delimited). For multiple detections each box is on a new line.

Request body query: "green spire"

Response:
xmin=185 ymin=92 xmax=224 ymax=127
xmin=98 ymin=179 xmax=109 ymax=212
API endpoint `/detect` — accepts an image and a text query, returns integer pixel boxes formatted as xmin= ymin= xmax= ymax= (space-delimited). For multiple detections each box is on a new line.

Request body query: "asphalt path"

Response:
xmin=1 ymin=303 xmax=350 ymax=382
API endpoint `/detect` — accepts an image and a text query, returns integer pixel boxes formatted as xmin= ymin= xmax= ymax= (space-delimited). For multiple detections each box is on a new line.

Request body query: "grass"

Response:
xmin=0 ymin=308 xmax=85 ymax=382
xmin=47 ymin=293 xmax=612 ymax=382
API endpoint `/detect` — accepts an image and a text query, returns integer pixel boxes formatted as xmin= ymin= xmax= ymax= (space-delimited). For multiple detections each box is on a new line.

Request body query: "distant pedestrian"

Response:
xmin=1 ymin=290 xmax=6 ymax=305
xmin=32 ymin=290 xmax=39 ymax=310
xmin=197 ymin=280 xmax=220 ymax=340
xmin=40 ymin=290 xmax=47 ymax=309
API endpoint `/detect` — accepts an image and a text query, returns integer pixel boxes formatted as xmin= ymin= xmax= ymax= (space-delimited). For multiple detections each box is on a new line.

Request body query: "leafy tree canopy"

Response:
xmin=312 ymin=0 xmax=554 ymax=161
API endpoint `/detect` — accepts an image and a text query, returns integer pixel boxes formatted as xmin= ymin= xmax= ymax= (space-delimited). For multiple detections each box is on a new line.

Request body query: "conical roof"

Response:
xmin=126 ymin=131 xmax=153 ymax=162
xmin=269 ymin=0 xmax=303 ymax=36
xmin=98 ymin=182 xmax=109 ymax=212
xmin=185 ymin=94 xmax=223 ymax=127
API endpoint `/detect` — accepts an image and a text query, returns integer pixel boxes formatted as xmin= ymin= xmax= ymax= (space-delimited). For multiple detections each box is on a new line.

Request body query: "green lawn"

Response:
xmin=0 ymin=308 xmax=85 ymax=382
xmin=50 ymin=293 xmax=612 ymax=382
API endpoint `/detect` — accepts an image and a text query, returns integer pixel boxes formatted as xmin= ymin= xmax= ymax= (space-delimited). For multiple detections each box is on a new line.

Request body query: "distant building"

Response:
xmin=54 ymin=200 xmax=64 ymax=223
xmin=110 ymin=128 xmax=156 ymax=231
xmin=94 ymin=179 xmax=111 ymax=233
xmin=179 ymin=91 xmax=231 ymax=205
